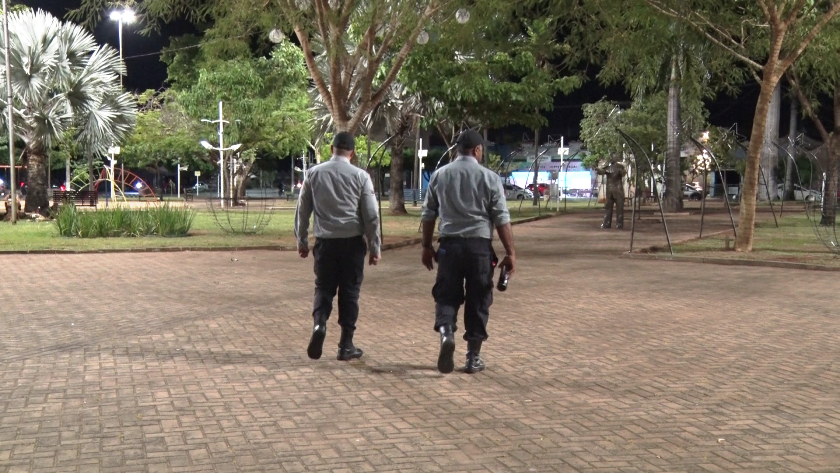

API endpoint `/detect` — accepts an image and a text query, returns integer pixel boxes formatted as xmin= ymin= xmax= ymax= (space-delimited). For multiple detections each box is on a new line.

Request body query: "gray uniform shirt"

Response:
xmin=295 ymin=156 xmax=381 ymax=255
xmin=421 ymin=156 xmax=511 ymax=239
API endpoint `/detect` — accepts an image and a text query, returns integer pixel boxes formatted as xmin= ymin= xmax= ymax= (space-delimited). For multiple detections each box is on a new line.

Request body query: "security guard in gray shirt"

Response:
xmin=421 ymin=130 xmax=516 ymax=374
xmin=295 ymin=132 xmax=381 ymax=361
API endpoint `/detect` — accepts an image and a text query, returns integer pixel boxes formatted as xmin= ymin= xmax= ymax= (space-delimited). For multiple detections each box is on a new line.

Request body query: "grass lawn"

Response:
xmin=0 ymin=198 xmax=588 ymax=252
xmin=670 ymin=213 xmax=840 ymax=267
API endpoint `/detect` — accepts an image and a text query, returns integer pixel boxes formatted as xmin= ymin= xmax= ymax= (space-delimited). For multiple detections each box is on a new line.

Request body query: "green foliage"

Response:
xmin=402 ymin=1 xmax=582 ymax=131
xmin=53 ymin=204 xmax=196 ymax=238
xmin=177 ymin=40 xmax=311 ymax=159
xmin=318 ymin=133 xmax=391 ymax=168
xmin=572 ymin=0 xmax=745 ymax=100
xmin=120 ymin=91 xmax=209 ymax=174
xmin=1 ymin=9 xmax=136 ymax=211
xmin=580 ymin=93 xmax=707 ymax=168
xmin=485 ymin=153 xmax=503 ymax=173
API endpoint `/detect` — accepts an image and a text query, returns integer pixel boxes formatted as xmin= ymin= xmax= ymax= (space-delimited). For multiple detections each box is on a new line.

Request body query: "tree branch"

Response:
xmin=369 ymin=1 xmax=440 ymax=108
xmin=644 ymin=0 xmax=763 ymax=70
xmin=786 ymin=69 xmax=830 ymax=141
xmin=781 ymin=0 xmax=809 ymax=28
xmin=780 ymin=0 xmax=840 ymax=70
xmin=294 ymin=26 xmax=335 ymax=120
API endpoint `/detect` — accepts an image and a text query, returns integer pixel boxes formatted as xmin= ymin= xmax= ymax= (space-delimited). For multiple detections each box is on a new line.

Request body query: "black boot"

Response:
xmin=465 ymin=340 xmax=485 ymax=374
xmin=307 ymin=319 xmax=327 ymax=360
xmin=336 ymin=328 xmax=363 ymax=361
xmin=437 ymin=325 xmax=456 ymax=374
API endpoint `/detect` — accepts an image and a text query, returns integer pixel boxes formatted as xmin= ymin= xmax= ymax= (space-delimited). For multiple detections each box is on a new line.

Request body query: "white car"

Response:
xmin=776 ymin=183 xmax=821 ymax=201
xmin=193 ymin=182 xmax=210 ymax=192
xmin=503 ymin=184 xmax=534 ymax=200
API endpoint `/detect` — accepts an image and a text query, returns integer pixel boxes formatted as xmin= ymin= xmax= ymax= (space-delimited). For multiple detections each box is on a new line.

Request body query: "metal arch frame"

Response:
xmin=729 ymin=140 xmax=779 ymax=228
xmin=688 ymin=137 xmax=739 ymax=238
xmin=516 ymin=141 xmax=561 ymax=216
xmin=772 ymin=138 xmax=809 ymax=219
xmin=617 ymin=129 xmax=673 ymax=255
xmin=790 ymin=140 xmax=839 ymax=254
xmin=364 ymin=134 xmax=397 ymax=245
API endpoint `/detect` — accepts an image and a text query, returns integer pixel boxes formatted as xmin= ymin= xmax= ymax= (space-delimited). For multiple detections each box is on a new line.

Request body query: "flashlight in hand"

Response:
xmin=497 ymin=265 xmax=510 ymax=292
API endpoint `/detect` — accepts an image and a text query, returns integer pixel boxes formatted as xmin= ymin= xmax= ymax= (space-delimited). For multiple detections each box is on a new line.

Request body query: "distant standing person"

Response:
xmin=597 ymin=155 xmax=626 ymax=229
xmin=295 ymin=132 xmax=381 ymax=361
xmin=420 ymin=130 xmax=516 ymax=374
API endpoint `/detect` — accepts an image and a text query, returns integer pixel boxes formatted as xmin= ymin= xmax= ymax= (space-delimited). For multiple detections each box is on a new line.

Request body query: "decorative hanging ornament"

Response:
xmin=417 ymin=31 xmax=429 ymax=45
xmin=269 ymin=29 xmax=284 ymax=43
xmin=456 ymin=8 xmax=470 ymax=24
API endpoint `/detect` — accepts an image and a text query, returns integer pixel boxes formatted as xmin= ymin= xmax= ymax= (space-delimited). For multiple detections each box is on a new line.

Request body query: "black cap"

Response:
xmin=456 ymin=129 xmax=484 ymax=150
xmin=332 ymin=131 xmax=356 ymax=151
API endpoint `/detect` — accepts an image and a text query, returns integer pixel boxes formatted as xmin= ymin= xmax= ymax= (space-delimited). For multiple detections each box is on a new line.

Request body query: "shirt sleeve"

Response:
xmin=294 ymin=172 xmax=314 ymax=250
xmin=490 ymin=175 xmax=511 ymax=227
xmin=359 ymin=173 xmax=381 ymax=256
xmin=420 ymin=172 xmax=439 ymax=222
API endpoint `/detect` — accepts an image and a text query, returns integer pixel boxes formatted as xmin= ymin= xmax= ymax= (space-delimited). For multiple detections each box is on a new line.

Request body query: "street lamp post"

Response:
xmin=109 ymin=8 xmax=135 ymax=88
xmin=200 ymin=138 xmax=241 ymax=208
xmin=107 ymin=146 xmax=120 ymax=202
xmin=201 ymin=101 xmax=240 ymax=207
xmin=176 ymin=157 xmax=185 ymax=199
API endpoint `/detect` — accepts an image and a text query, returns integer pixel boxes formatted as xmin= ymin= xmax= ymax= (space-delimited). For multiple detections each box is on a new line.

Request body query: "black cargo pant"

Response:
xmin=312 ymin=236 xmax=367 ymax=330
xmin=603 ymin=185 xmax=624 ymax=228
xmin=433 ymin=237 xmax=495 ymax=342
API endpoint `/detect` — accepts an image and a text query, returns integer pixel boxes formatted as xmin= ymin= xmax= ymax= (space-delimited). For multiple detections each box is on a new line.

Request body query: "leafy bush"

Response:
xmin=52 ymin=204 xmax=196 ymax=238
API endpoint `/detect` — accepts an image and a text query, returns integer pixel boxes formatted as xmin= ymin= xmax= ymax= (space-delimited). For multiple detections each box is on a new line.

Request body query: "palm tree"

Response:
xmin=0 ymin=9 xmax=135 ymax=214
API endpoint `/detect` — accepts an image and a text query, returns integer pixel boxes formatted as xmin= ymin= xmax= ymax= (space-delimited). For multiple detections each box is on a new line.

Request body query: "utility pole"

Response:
xmin=201 ymin=102 xmax=240 ymax=208
xmin=3 ymin=0 xmax=16 ymax=223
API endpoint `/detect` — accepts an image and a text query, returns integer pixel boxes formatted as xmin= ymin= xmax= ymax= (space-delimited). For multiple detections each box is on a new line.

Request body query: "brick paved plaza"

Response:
xmin=1 ymin=210 xmax=839 ymax=472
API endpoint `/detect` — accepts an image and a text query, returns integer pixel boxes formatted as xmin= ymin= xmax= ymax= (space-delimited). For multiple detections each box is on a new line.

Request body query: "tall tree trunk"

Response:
xmin=663 ymin=55 xmax=683 ymax=212
xmin=821 ymin=135 xmax=839 ymax=226
xmin=389 ymin=144 xmax=407 ymax=215
xmin=783 ymin=95 xmax=798 ymax=201
xmin=759 ymin=82 xmax=782 ymax=201
xmin=737 ymin=70 xmax=783 ymax=251
xmin=24 ymin=147 xmax=49 ymax=215
xmin=821 ymin=83 xmax=840 ymax=226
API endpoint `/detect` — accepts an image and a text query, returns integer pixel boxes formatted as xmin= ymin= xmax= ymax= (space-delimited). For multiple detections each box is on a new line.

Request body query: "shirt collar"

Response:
xmin=456 ymin=155 xmax=479 ymax=164
xmin=331 ymin=155 xmax=351 ymax=163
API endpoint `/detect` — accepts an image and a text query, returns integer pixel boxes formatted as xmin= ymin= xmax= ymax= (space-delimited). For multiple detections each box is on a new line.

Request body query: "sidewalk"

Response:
xmin=1 ymin=209 xmax=839 ymax=472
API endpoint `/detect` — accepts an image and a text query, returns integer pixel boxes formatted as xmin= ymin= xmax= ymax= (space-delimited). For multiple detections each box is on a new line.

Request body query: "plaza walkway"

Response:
xmin=1 ymin=209 xmax=839 ymax=472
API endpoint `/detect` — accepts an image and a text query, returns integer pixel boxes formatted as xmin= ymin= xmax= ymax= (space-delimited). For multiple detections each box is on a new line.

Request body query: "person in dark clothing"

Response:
xmin=597 ymin=156 xmax=626 ymax=229
xmin=420 ymin=130 xmax=517 ymax=374
xmin=295 ymin=132 xmax=381 ymax=361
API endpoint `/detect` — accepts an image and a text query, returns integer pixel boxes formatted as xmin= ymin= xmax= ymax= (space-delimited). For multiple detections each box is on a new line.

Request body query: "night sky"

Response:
xmin=24 ymin=0 xmax=180 ymax=92
xmin=23 ymin=0 xmax=788 ymax=144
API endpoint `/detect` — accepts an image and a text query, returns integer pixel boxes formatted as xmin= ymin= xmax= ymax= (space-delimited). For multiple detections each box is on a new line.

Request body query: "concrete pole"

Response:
xmin=3 ymin=0 xmax=16 ymax=223
xmin=218 ymin=101 xmax=225 ymax=207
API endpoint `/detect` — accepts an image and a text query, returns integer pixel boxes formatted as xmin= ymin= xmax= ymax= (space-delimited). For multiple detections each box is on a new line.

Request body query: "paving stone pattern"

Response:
xmin=1 ymin=209 xmax=839 ymax=472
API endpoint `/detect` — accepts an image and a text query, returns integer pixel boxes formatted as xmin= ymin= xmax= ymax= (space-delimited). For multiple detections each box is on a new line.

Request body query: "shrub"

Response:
xmin=52 ymin=204 xmax=196 ymax=238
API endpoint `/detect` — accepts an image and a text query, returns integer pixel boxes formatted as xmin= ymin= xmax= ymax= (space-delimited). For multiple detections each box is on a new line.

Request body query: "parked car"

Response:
xmin=193 ymin=182 xmax=210 ymax=192
xmin=684 ymin=184 xmax=702 ymax=201
xmin=526 ymin=183 xmax=549 ymax=196
xmin=775 ymin=183 xmax=821 ymax=202
xmin=504 ymin=184 xmax=533 ymax=201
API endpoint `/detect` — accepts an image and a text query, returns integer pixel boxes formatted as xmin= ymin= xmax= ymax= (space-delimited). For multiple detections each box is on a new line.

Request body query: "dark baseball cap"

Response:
xmin=332 ymin=131 xmax=356 ymax=151
xmin=456 ymin=129 xmax=484 ymax=149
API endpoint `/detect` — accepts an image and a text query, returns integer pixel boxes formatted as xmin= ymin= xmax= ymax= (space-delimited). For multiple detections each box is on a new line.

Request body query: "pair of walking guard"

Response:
xmin=294 ymin=130 xmax=516 ymax=373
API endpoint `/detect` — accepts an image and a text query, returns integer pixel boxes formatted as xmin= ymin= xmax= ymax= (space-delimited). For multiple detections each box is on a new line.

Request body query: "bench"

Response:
xmin=52 ymin=190 xmax=98 ymax=207
xmin=184 ymin=189 xmax=195 ymax=202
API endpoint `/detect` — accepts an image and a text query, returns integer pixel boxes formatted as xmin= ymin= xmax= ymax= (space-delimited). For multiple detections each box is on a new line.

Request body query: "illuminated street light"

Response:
xmin=109 ymin=8 xmax=135 ymax=88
